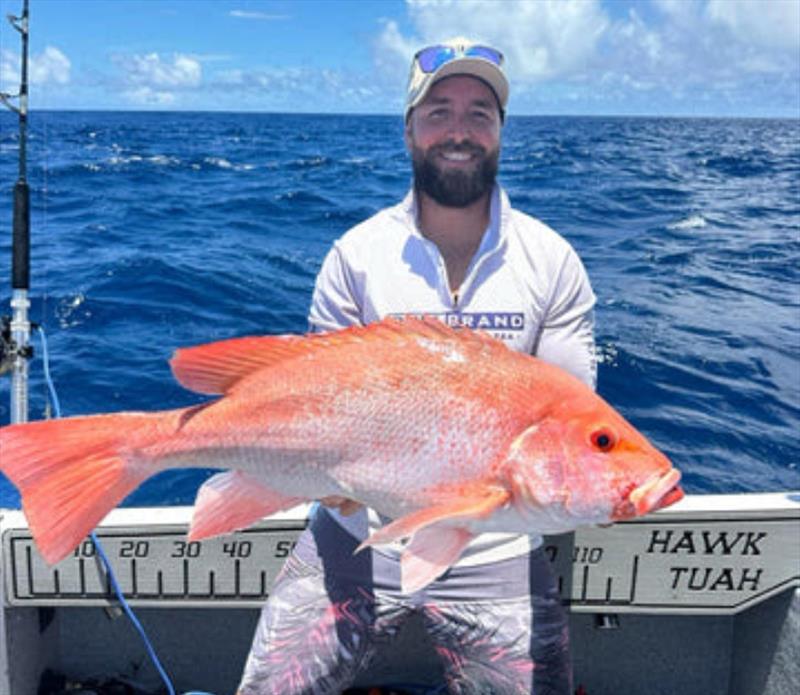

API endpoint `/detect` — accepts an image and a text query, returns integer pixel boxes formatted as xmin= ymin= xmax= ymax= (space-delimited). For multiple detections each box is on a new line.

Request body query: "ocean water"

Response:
xmin=0 ymin=111 xmax=798 ymax=507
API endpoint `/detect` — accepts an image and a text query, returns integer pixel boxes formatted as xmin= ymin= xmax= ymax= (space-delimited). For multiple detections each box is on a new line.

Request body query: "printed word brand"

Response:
xmin=394 ymin=312 xmax=525 ymax=331
xmin=443 ymin=312 xmax=525 ymax=331
xmin=646 ymin=530 xmax=767 ymax=556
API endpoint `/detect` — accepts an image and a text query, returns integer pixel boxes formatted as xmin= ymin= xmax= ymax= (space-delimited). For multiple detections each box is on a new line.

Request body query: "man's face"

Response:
xmin=406 ymin=75 xmax=502 ymax=208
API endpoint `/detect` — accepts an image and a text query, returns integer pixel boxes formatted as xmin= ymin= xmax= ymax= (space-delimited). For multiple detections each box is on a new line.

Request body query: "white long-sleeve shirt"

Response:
xmin=308 ymin=184 xmax=597 ymax=566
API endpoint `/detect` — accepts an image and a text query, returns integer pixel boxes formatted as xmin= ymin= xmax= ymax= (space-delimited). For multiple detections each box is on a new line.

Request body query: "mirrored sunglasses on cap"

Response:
xmin=414 ymin=44 xmax=504 ymax=73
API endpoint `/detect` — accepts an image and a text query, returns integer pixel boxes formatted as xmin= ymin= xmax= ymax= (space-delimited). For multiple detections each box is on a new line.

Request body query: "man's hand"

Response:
xmin=319 ymin=495 xmax=363 ymax=516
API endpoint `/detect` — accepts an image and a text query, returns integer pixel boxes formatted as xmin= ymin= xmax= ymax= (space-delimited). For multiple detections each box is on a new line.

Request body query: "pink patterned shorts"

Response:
xmin=238 ymin=510 xmax=571 ymax=695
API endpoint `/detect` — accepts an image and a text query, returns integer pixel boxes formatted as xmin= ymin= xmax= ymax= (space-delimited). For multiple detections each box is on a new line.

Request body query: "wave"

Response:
xmin=668 ymin=214 xmax=707 ymax=230
xmin=1 ymin=112 xmax=798 ymax=504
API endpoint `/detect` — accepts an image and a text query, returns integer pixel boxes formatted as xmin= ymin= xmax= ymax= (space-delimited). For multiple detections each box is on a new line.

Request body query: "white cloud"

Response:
xmin=374 ymin=18 xmax=418 ymax=69
xmin=614 ymin=0 xmax=800 ymax=83
xmin=373 ymin=0 xmax=799 ymax=115
xmin=32 ymin=46 xmax=71 ymax=84
xmin=652 ymin=0 xmax=702 ymax=24
xmin=1 ymin=46 xmax=70 ymax=89
xmin=376 ymin=0 xmax=609 ymax=80
xmin=370 ymin=18 xmax=419 ymax=100
xmin=114 ymin=52 xmax=202 ymax=88
xmin=122 ymin=86 xmax=177 ymax=106
xmin=706 ymin=0 xmax=800 ymax=50
xmin=185 ymin=53 xmax=233 ymax=64
xmin=0 ymin=49 xmax=18 ymax=93
xmin=110 ymin=52 xmax=201 ymax=104
xmin=230 ymin=10 xmax=290 ymax=20
xmin=210 ymin=65 xmax=381 ymax=111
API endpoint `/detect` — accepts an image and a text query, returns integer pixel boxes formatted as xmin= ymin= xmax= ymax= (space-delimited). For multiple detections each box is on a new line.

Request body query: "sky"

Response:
xmin=0 ymin=0 xmax=798 ymax=117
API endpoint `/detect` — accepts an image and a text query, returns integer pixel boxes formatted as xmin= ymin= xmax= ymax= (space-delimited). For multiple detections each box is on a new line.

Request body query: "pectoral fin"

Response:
xmin=356 ymin=483 xmax=509 ymax=552
xmin=188 ymin=470 xmax=304 ymax=541
xmin=401 ymin=526 xmax=474 ymax=594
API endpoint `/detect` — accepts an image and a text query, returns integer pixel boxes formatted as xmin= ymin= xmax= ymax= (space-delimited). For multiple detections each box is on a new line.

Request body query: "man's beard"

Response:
xmin=411 ymin=141 xmax=499 ymax=208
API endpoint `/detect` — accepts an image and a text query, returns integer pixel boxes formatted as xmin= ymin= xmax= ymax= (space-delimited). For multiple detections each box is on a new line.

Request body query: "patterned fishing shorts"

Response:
xmin=238 ymin=510 xmax=571 ymax=695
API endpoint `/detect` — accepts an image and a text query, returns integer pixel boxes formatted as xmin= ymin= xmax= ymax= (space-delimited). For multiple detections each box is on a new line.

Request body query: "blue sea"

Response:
xmin=0 ymin=111 xmax=798 ymax=507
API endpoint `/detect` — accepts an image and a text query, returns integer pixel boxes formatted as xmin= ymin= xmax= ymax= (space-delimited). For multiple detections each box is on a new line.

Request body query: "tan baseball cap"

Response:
xmin=405 ymin=37 xmax=508 ymax=121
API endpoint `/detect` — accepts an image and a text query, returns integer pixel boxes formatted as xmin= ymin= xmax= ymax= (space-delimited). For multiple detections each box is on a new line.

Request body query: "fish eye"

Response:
xmin=590 ymin=428 xmax=616 ymax=452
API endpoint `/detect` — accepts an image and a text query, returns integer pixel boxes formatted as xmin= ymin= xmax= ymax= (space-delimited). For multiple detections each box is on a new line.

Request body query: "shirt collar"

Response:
xmin=401 ymin=184 xmax=508 ymax=253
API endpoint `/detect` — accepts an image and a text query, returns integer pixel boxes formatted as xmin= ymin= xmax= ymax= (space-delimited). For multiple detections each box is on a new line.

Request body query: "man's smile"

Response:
xmin=433 ymin=144 xmax=485 ymax=167
xmin=440 ymin=150 xmax=474 ymax=163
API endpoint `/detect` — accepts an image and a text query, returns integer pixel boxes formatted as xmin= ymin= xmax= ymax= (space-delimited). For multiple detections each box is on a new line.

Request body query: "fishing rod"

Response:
xmin=0 ymin=7 xmax=195 ymax=693
xmin=0 ymin=0 xmax=32 ymax=424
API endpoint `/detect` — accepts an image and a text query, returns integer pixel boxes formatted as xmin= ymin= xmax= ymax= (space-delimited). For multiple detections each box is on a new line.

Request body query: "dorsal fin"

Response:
xmin=169 ymin=316 xmax=506 ymax=395
xmin=170 ymin=334 xmax=308 ymax=395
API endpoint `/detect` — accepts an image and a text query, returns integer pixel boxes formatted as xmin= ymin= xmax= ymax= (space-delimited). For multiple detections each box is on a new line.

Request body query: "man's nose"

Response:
xmin=445 ymin=114 xmax=472 ymax=141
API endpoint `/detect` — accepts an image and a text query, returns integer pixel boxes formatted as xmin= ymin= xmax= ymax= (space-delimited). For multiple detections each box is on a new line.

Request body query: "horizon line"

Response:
xmin=2 ymin=108 xmax=798 ymax=122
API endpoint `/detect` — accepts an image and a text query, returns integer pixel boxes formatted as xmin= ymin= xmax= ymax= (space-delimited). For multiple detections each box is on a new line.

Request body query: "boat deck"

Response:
xmin=1 ymin=492 xmax=798 ymax=694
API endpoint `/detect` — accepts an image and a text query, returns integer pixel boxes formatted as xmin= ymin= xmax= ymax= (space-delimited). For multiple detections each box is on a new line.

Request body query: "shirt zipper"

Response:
xmin=451 ymin=248 xmax=498 ymax=312
xmin=422 ymin=235 xmax=496 ymax=312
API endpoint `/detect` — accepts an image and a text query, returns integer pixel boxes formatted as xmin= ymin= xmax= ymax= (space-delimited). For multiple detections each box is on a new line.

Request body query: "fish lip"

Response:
xmin=614 ymin=469 xmax=683 ymax=520
xmin=653 ymin=481 xmax=684 ymax=510
xmin=632 ymin=469 xmax=683 ymax=514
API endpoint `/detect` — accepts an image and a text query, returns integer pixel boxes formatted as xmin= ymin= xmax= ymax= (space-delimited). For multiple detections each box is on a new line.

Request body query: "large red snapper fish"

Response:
xmin=0 ymin=317 xmax=683 ymax=593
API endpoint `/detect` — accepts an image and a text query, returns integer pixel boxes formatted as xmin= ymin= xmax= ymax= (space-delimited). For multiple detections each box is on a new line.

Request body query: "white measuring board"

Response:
xmin=2 ymin=493 xmax=798 ymax=614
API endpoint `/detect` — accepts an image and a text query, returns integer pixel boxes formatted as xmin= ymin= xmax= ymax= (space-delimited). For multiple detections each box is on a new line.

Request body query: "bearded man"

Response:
xmin=238 ymin=37 xmax=596 ymax=695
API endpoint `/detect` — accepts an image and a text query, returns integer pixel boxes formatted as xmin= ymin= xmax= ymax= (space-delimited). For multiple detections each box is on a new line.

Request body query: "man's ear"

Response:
xmin=404 ymin=116 xmax=414 ymax=152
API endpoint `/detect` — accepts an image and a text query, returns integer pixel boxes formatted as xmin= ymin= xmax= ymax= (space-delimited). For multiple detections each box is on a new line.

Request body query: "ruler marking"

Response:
xmin=26 ymin=545 xmax=35 ymax=597
xmin=9 ymin=522 xmax=791 ymax=610
xmin=11 ymin=540 xmax=21 ymax=599
xmin=581 ymin=565 xmax=589 ymax=602
xmin=235 ymin=559 xmax=241 ymax=596
xmin=131 ymin=559 xmax=137 ymax=597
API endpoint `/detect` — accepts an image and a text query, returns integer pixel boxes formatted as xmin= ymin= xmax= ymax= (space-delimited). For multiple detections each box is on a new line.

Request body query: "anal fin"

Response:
xmin=401 ymin=526 xmax=474 ymax=594
xmin=188 ymin=470 xmax=304 ymax=541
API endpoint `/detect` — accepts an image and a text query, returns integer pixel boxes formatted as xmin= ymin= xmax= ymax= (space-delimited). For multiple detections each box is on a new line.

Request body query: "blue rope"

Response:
xmin=36 ymin=326 xmax=177 ymax=695
xmin=37 ymin=325 xmax=60 ymax=418
xmin=89 ymin=531 xmax=177 ymax=695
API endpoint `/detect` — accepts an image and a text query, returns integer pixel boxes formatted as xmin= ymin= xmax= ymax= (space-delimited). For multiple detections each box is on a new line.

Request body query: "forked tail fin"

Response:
xmin=0 ymin=412 xmax=166 ymax=564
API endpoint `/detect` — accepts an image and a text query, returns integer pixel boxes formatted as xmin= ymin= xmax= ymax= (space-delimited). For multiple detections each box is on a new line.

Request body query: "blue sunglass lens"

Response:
xmin=464 ymin=46 xmax=503 ymax=65
xmin=416 ymin=45 xmax=503 ymax=73
xmin=416 ymin=46 xmax=456 ymax=73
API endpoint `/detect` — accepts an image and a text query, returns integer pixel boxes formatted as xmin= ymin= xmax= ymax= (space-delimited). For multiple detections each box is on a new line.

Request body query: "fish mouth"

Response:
xmin=630 ymin=468 xmax=684 ymax=514
xmin=614 ymin=469 xmax=684 ymax=520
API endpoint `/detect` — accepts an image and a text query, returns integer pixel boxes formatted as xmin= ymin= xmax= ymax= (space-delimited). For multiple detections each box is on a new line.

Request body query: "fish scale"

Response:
xmin=0 ymin=317 xmax=683 ymax=593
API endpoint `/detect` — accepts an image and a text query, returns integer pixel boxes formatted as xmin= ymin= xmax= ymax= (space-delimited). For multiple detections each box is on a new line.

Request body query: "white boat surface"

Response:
xmin=0 ymin=491 xmax=798 ymax=695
